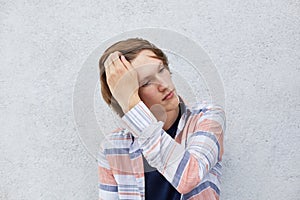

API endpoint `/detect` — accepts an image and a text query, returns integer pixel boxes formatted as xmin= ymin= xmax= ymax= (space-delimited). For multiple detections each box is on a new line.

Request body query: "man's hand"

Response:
xmin=104 ymin=51 xmax=141 ymax=113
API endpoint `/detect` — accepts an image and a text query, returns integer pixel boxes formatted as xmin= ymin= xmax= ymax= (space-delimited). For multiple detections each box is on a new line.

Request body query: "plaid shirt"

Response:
xmin=98 ymin=100 xmax=225 ymax=200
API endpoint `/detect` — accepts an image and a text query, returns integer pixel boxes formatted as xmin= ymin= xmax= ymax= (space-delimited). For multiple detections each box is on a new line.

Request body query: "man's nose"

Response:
xmin=156 ymin=77 xmax=168 ymax=91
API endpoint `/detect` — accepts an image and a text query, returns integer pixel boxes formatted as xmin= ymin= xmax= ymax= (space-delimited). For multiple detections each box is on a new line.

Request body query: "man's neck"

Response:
xmin=163 ymin=106 xmax=180 ymax=130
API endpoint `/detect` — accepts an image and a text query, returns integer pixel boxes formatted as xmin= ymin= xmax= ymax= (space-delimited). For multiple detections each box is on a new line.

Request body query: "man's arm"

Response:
xmin=122 ymin=102 xmax=225 ymax=194
xmin=97 ymin=146 xmax=119 ymax=200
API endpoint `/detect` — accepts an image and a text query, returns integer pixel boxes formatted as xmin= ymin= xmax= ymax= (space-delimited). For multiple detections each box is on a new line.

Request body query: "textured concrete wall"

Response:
xmin=1 ymin=0 xmax=299 ymax=199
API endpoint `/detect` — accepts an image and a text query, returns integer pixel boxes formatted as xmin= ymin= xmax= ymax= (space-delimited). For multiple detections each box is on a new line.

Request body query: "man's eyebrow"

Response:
xmin=153 ymin=61 xmax=163 ymax=69
xmin=138 ymin=62 xmax=163 ymax=82
xmin=139 ymin=73 xmax=153 ymax=82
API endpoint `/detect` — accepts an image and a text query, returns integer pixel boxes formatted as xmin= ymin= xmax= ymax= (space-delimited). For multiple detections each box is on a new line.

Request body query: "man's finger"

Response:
xmin=104 ymin=57 xmax=111 ymax=68
xmin=111 ymin=52 xmax=121 ymax=63
xmin=104 ymin=52 xmax=119 ymax=68
xmin=120 ymin=55 xmax=133 ymax=70
xmin=112 ymin=55 xmax=125 ymax=71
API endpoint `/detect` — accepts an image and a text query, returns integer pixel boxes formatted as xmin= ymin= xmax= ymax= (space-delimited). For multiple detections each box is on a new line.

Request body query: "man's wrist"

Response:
xmin=121 ymin=94 xmax=141 ymax=113
xmin=122 ymin=101 xmax=161 ymax=138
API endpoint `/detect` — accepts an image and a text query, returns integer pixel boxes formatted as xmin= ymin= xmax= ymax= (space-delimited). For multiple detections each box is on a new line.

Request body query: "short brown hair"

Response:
xmin=99 ymin=38 xmax=169 ymax=116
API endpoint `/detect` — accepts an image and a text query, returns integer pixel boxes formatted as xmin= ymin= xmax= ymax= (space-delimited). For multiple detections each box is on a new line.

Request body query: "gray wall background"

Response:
xmin=1 ymin=0 xmax=299 ymax=199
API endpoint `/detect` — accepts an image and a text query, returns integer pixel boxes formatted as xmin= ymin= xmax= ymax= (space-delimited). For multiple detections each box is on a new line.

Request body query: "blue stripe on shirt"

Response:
xmin=99 ymin=184 xmax=118 ymax=192
xmin=182 ymin=181 xmax=220 ymax=199
xmin=172 ymin=151 xmax=191 ymax=188
xmin=104 ymin=148 xmax=129 ymax=155
xmin=192 ymin=131 xmax=220 ymax=158
xmin=129 ymin=148 xmax=143 ymax=159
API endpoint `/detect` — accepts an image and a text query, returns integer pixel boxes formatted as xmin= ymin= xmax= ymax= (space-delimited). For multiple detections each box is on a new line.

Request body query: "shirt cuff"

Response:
xmin=121 ymin=101 xmax=163 ymax=138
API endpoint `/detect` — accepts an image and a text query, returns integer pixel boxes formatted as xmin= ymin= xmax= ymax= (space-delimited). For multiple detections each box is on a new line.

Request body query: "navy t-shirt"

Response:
xmin=142 ymin=108 xmax=182 ymax=200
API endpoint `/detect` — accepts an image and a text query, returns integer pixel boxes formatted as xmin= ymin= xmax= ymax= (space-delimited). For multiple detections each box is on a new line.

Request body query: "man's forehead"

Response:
xmin=131 ymin=50 xmax=161 ymax=67
xmin=134 ymin=62 xmax=161 ymax=74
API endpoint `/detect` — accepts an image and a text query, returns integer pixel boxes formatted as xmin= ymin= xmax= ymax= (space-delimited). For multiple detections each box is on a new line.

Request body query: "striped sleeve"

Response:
xmin=122 ymin=101 xmax=164 ymax=140
xmin=122 ymin=101 xmax=225 ymax=195
xmin=97 ymin=146 xmax=119 ymax=200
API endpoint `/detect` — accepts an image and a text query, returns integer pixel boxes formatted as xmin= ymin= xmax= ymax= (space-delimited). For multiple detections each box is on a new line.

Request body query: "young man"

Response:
xmin=98 ymin=38 xmax=225 ymax=200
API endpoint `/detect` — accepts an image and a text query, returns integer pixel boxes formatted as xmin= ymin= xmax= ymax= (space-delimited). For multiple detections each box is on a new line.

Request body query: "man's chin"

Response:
xmin=149 ymin=104 xmax=167 ymax=122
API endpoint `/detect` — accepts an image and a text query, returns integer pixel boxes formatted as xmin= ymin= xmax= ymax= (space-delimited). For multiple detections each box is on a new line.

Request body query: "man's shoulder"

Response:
xmin=186 ymin=101 xmax=223 ymax=114
xmin=185 ymin=101 xmax=209 ymax=115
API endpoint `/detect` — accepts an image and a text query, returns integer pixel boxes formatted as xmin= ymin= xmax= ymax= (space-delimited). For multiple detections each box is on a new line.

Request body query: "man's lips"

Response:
xmin=162 ymin=90 xmax=175 ymax=101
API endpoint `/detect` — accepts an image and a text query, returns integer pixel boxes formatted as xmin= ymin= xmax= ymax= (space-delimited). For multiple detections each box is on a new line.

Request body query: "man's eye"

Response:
xmin=159 ymin=67 xmax=165 ymax=73
xmin=141 ymin=81 xmax=150 ymax=87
